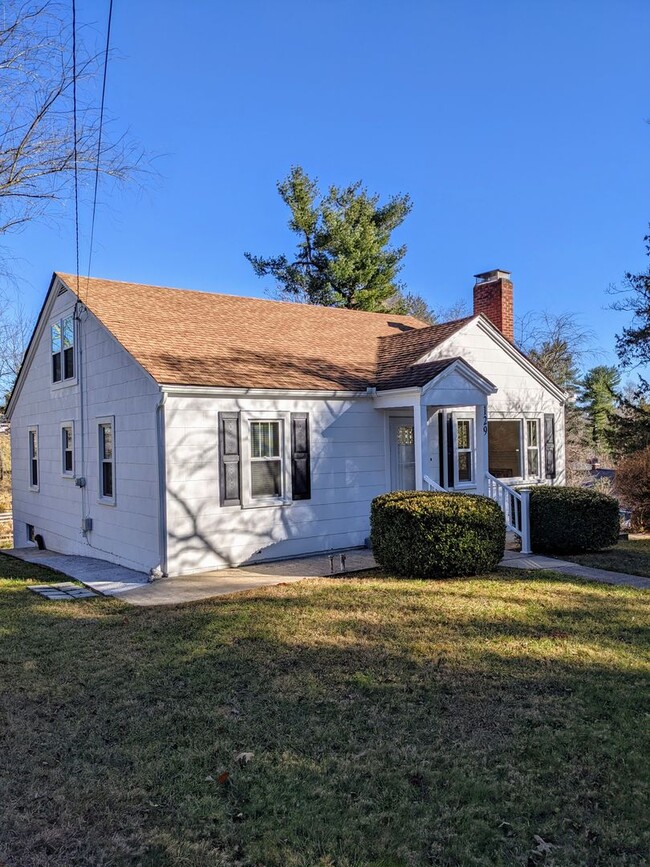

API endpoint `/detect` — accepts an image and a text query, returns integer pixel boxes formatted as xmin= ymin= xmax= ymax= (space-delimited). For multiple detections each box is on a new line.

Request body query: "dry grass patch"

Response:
xmin=563 ymin=536 xmax=650 ymax=579
xmin=0 ymin=555 xmax=648 ymax=866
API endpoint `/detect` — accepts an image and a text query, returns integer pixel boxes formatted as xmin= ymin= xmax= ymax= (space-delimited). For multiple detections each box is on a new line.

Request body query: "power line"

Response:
xmin=71 ymin=0 xmax=80 ymax=299
xmin=86 ymin=0 xmax=114 ymax=298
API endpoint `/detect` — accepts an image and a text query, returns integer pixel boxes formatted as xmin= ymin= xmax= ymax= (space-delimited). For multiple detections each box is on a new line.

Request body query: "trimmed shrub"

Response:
xmin=370 ymin=491 xmax=506 ymax=579
xmin=529 ymin=486 xmax=620 ymax=554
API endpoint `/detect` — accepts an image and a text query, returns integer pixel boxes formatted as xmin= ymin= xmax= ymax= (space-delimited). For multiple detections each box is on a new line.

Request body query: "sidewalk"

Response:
xmin=4 ymin=545 xmax=648 ymax=607
xmin=500 ymin=550 xmax=650 ymax=590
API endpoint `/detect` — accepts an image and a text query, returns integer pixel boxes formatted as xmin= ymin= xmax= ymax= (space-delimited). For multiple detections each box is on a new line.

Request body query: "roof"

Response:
xmin=55 ymin=274 xmax=472 ymax=392
xmin=375 ymin=318 xmax=473 ymax=389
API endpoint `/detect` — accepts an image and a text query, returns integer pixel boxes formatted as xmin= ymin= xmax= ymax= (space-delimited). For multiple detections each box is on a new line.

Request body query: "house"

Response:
xmin=7 ymin=269 xmax=566 ymax=576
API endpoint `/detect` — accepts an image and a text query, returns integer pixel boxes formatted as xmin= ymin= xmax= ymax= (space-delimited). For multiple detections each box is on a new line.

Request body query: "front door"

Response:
xmin=389 ymin=417 xmax=416 ymax=491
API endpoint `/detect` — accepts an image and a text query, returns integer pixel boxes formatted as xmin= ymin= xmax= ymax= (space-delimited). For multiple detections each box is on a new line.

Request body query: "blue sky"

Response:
xmin=7 ymin=0 xmax=650 ymax=369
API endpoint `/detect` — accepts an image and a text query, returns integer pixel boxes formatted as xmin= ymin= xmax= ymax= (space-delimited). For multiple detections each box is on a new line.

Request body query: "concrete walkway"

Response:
xmin=4 ymin=545 xmax=648 ymax=607
xmin=501 ymin=550 xmax=650 ymax=590
xmin=3 ymin=546 xmax=377 ymax=605
xmin=4 ymin=547 xmax=149 ymax=596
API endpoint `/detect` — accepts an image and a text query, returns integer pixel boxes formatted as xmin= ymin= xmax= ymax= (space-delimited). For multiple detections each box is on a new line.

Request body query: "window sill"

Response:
xmin=242 ymin=498 xmax=292 ymax=510
xmin=97 ymin=497 xmax=116 ymax=507
xmin=29 ymin=486 xmax=39 ymax=493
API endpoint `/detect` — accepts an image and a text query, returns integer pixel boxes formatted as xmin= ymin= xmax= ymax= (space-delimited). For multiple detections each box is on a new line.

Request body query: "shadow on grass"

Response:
xmin=0 ymin=562 xmax=648 ymax=866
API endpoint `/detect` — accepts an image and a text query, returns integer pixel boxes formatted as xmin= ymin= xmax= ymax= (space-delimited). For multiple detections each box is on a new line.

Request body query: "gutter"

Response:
xmin=159 ymin=384 xmax=374 ymax=400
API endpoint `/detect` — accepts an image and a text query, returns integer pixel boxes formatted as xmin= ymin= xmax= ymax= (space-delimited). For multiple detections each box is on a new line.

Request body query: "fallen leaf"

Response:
xmin=235 ymin=751 xmax=254 ymax=767
xmin=532 ymin=834 xmax=557 ymax=855
xmin=217 ymin=771 xmax=230 ymax=784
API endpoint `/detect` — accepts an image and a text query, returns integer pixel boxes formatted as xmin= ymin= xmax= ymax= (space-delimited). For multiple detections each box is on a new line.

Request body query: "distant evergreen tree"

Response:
xmin=607 ymin=229 xmax=650 ymax=456
xmin=611 ymin=231 xmax=650 ymax=367
xmin=606 ymin=382 xmax=650 ymax=458
xmin=245 ymin=166 xmax=413 ymax=312
xmin=579 ymin=365 xmax=620 ymax=451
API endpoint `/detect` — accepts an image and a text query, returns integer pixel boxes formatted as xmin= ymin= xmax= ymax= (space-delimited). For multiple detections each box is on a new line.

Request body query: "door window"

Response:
xmin=392 ymin=421 xmax=416 ymax=491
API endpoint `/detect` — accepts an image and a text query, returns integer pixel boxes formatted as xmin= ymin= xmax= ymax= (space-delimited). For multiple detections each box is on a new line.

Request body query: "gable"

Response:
xmin=416 ymin=316 xmax=567 ymax=405
xmin=6 ymin=275 xmax=157 ymax=417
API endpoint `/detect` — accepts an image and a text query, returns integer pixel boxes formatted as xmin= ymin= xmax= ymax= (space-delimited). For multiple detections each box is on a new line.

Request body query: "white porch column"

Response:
xmin=475 ymin=402 xmax=489 ymax=494
xmin=414 ymin=402 xmax=428 ymax=490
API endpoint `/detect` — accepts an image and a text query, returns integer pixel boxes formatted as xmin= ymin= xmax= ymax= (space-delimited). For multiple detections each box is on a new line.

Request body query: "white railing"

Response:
xmin=485 ymin=472 xmax=531 ymax=554
xmin=423 ymin=473 xmax=446 ymax=492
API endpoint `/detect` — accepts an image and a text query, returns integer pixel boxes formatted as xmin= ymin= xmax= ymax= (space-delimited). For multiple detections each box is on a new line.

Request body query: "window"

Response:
xmin=26 ymin=523 xmax=35 ymax=543
xmin=456 ymin=418 xmax=473 ymax=484
xmin=526 ymin=419 xmax=540 ymax=477
xmin=28 ymin=427 xmax=39 ymax=490
xmin=250 ymin=420 xmax=283 ymax=499
xmin=61 ymin=423 xmax=74 ymax=476
xmin=51 ymin=314 xmax=74 ymax=383
xmin=98 ymin=419 xmax=115 ymax=502
xmin=219 ymin=412 xmax=311 ymax=507
xmin=488 ymin=420 xmax=522 ymax=478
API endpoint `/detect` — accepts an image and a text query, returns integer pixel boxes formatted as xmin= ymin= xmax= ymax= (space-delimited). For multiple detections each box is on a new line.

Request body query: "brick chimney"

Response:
xmin=473 ymin=269 xmax=514 ymax=341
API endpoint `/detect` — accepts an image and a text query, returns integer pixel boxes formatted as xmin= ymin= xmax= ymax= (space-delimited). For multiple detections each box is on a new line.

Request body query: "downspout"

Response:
xmin=155 ymin=390 xmax=168 ymax=577
xmin=74 ymin=301 xmax=89 ymax=541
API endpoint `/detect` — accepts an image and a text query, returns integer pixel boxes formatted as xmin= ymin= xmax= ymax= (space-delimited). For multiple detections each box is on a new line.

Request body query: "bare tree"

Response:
xmin=517 ymin=311 xmax=601 ymax=484
xmin=0 ymin=0 xmax=141 ymax=239
xmin=0 ymin=286 xmax=33 ymax=402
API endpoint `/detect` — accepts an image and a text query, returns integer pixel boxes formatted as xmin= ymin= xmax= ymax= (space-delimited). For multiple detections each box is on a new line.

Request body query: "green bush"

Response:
xmin=370 ymin=491 xmax=506 ymax=579
xmin=529 ymin=486 xmax=620 ymax=554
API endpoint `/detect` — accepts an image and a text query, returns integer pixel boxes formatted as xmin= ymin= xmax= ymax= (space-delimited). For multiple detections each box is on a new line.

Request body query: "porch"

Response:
xmin=374 ymin=359 xmax=534 ymax=553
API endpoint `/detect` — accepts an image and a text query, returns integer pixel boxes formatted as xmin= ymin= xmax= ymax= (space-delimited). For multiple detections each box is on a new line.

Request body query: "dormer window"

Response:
xmin=52 ymin=315 xmax=74 ymax=383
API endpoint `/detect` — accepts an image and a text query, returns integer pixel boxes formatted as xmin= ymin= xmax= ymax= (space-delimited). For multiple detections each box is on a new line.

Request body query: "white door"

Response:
xmin=389 ymin=417 xmax=416 ymax=491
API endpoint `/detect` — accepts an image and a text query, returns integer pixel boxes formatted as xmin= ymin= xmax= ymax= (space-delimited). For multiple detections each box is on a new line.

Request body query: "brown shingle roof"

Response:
xmin=375 ymin=318 xmax=473 ymax=389
xmin=56 ymin=274 xmax=472 ymax=391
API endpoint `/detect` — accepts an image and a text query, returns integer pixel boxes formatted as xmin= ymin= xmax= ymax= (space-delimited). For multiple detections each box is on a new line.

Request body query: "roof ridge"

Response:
xmin=54 ymin=272 xmax=429 ymax=326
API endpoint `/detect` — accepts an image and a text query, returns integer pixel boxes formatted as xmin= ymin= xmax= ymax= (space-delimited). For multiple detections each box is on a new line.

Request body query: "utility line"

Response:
xmin=86 ymin=0 xmax=114 ymax=301
xmin=71 ymin=0 xmax=80 ymax=298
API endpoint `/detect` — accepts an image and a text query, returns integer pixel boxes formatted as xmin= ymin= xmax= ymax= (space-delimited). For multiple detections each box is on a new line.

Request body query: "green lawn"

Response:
xmin=563 ymin=536 xmax=650 ymax=579
xmin=0 ymin=554 xmax=648 ymax=867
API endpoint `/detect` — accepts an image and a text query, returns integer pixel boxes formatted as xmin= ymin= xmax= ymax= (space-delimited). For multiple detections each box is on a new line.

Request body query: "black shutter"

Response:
xmin=219 ymin=412 xmax=241 ymax=506
xmin=446 ymin=414 xmax=455 ymax=488
xmin=291 ymin=413 xmax=311 ymax=500
xmin=438 ymin=412 xmax=445 ymax=488
xmin=544 ymin=413 xmax=556 ymax=479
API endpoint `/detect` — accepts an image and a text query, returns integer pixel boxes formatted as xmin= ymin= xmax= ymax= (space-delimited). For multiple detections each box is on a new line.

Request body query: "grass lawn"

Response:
xmin=563 ymin=536 xmax=650 ymax=579
xmin=0 ymin=555 xmax=648 ymax=867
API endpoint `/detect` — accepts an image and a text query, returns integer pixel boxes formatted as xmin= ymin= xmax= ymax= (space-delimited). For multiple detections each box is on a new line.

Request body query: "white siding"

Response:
xmin=164 ymin=394 xmax=386 ymax=575
xmin=10 ymin=287 xmax=161 ymax=572
xmin=421 ymin=318 xmax=566 ymax=484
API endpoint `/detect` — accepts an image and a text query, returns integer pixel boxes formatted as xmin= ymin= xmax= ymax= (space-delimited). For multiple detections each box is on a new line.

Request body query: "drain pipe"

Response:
xmin=155 ymin=390 xmax=168 ymax=578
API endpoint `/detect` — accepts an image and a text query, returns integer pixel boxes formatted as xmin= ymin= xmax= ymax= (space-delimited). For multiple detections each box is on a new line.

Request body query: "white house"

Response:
xmin=7 ymin=269 xmax=566 ymax=576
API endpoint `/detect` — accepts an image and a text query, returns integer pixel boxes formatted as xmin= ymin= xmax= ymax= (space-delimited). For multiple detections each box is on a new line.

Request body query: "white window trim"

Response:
xmin=525 ymin=417 xmax=542 ymax=480
xmin=97 ymin=416 xmax=116 ymax=506
xmin=453 ymin=415 xmax=475 ymax=488
xmin=50 ymin=311 xmax=78 ymax=390
xmin=240 ymin=410 xmax=292 ymax=508
xmin=28 ymin=425 xmax=39 ymax=492
xmin=61 ymin=421 xmax=75 ymax=478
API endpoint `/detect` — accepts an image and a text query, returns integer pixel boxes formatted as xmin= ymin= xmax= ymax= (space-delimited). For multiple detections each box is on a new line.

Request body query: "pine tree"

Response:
xmin=245 ymin=166 xmax=412 ymax=312
xmin=579 ymin=365 xmax=620 ymax=451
